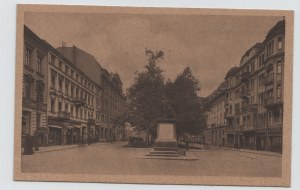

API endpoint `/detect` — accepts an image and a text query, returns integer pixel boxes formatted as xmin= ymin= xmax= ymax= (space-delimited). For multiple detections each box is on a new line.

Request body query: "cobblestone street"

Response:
xmin=21 ymin=142 xmax=282 ymax=177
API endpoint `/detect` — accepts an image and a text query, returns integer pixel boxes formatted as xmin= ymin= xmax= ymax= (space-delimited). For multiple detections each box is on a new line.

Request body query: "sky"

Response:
xmin=24 ymin=12 xmax=282 ymax=97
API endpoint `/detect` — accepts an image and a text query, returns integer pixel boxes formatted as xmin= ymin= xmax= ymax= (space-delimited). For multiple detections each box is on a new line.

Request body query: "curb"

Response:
xmin=217 ymin=146 xmax=282 ymax=157
xmin=23 ymin=141 xmax=127 ymax=155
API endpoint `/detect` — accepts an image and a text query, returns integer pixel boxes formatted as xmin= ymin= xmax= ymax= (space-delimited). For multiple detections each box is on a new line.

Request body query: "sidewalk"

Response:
xmin=208 ymin=145 xmax=282 ymax=157
xmin=22 ymin=141 xmax=125 ymax=154
xmin=22 ymin=144 xmax=80 ymax=154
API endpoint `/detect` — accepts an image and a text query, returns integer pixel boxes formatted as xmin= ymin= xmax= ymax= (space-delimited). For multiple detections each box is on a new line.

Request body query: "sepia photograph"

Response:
xmin=14 ymin=5 xmax=294 ymax=186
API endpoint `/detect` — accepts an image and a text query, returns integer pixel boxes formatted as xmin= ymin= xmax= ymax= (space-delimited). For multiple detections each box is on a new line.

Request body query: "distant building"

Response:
xmin=203 ymin=20 xmax=285 ymax=153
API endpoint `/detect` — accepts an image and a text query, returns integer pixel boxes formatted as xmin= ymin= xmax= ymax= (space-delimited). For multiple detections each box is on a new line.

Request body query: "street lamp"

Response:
xmin=88 ymin=111 xmax=94 ymax=144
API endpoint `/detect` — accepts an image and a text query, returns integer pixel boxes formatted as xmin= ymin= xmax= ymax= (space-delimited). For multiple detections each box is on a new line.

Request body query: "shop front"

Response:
xmin=48 ymin=125 xmax=62 ymax=145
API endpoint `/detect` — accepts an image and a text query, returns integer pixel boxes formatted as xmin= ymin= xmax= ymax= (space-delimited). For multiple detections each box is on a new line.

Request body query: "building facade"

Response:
xmin=22 ymin=25 xmax=126 ymax=147
xmin=203 ymin=20 xmax=285 ymax=153
xmin=22 ymin=26 xmax=48 ymax=147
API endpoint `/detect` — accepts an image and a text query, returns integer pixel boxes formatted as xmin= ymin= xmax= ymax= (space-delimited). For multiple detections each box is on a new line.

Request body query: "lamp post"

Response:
xmin=88 ymin=111 xmax=94 ymax=144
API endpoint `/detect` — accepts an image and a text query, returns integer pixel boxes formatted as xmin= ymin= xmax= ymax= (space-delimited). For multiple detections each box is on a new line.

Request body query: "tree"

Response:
xmin=126 ymin=49 xmax=165 ymax=146
xmin=165 ymin=67 xmax=206 ymax=138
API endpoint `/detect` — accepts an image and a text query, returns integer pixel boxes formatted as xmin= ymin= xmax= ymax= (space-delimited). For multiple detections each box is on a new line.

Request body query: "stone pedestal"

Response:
xmin=146 ymin=119 xmax=179 ymax=157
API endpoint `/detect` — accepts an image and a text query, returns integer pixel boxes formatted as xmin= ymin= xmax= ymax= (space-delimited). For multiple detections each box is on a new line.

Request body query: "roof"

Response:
xmin=225 ymin=67 xmax=239 ymax=79
xmin=204 ymin=81 xmax=228 ymax=107
xmin=56 ymin=46 xmax=103 ymax=87
xmin=265 ymin=20 xmax=285 ymax=41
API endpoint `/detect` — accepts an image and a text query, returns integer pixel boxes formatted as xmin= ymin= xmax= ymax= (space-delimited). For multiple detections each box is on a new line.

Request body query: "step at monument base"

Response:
xmin=146 ymin=149 xmax=179 ymax=157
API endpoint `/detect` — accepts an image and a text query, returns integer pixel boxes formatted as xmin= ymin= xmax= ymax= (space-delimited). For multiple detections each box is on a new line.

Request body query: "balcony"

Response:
xmin=24 ymin=65 xmax=34 ymax=73
xmin=239 ymin=89 xmax=250 ymax=99
xmin=224 ymin=111 xmax=234 ymax=119
xmin=57 ymin=111 xmax=70 ymax=120
xmin=87 ymin=119 xmax=96 ymax=125
xmin=241 ymin=71 xmax=250 ymax=82
xmin=266 ymin=63 xmax=273 ymax=73
xmin=72 ymin=97 xmax=86 ymax=107
xmin=264 ymin=97 xmax=283 ymax=109
xmin=224 ymin=99 xmax=229 ymax=107
xmin=264 ymin=73 xmax=274 ymax=85
xmin=241 ymin=104 xmax=258 ymax=114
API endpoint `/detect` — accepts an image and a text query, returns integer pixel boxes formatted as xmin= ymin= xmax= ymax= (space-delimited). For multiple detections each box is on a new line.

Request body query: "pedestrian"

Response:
xmin=185 ymin=136 xmax=189 ymax=151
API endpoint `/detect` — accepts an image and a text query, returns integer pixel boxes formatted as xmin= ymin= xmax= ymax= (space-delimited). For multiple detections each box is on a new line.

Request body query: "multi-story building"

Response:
xmin=22 ymin=25 xmax=126 ymax=146
xmin=203 ymin=82 xmax=228 ymax=146
xmin=46 ymin=45 xmax=102 ymax=145
xmin=203 ymin=19 xmax=285 ymax=153
xmin=57 ymin=45 xmax=126 ymax=143
xmin=22 ymin=26 xmax=48 ymax=147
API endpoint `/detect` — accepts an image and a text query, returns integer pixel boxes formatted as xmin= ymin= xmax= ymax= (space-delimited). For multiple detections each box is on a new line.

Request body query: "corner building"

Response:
xmin=22 ymin=25 xmax=126 ymax=146
xmin=22 ymin=26 xmax=48 ymax=147
xmin=203 ymin=20 xmax=285 ymax=153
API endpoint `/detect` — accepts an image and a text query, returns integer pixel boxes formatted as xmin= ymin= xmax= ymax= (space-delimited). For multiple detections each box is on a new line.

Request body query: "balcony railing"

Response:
xmin=264 ymin=97 xmax=283 ymax=108
xmin=241 ymin=71 xmax=250 ymax=82
xmin=57 ymin=111 xmax=70 ymax=120
xmin=224 ymin=111 xmax=234 ymax=119
xmin=241 ymin=104 xmax=258 ymax=114
xmin=87 ymin=119 xmax=96 ymax=125
xmin=264 ymin=73 xmax=274 ymax=85
xmin=72 ymin=97 xmax=86 ymax=107
xmin=240 ymin=89 xmax=250 ymax=99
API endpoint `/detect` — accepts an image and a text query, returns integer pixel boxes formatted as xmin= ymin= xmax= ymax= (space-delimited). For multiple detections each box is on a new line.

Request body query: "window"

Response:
xmin=37 ymin=114 xmax=41 ymax=128
xmin=277 ymin=84 xmax=282 ymax=98
xmin=24 ymin=80 xmax=32 ymax=99
xmin=36 ymin=55 xmax=42 ymax=74
xmin=65 ymin=82 xmax=69 ymax=95
xmin=278 ymin=36 xmax=283 ymax=50
xmin=71 ymin=105 xmax=74 ymax=116
xmin=259 ymin=53 xmax=264 ymax=68
xmin=251 ymin=61 xmax=254 ymax=72
xmin=65 ymin=103 xmax=69 ymax=112
xmin=51 ymin=72 xmax=56 ymax=88
xmin=51 ymin=55 xmax=55 ymax=65
xmin=24 ymin=48 xmax=32 ymax=67
xmin=58 ymin=101 xmax=62 ymax=112
xmin=59 ymin=61 xmax=63 ymax=70
xmin=50 ymin=99 xmax=55 ymax=112
xmin=71 ymin=85 xmax=74 ymax=97
xmin=65 ymin=65 xmax=69 ymax=75
xmin=71 ymin=69 xmax=74 ymax=78
xmin=76 ymin=87 xmax=79 ymax=98
xmin=277 ymin=59 xmax=282 ymax=74
xmin=267 ymin=40 xmax=274 ymax=56
xmin=76 ymin=107 xmax=79 ymax=118
xmin=58 ymin=79 xmax=62 ymax=91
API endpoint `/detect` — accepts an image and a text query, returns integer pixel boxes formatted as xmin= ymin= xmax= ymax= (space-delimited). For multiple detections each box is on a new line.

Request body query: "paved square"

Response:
xmin=21 ymin=143 xmax=282 ymax=177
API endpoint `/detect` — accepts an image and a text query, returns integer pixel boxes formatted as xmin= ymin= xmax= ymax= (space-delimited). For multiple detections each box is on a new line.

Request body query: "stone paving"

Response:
xmin=21 ymin=142 xmax=282 ymax=177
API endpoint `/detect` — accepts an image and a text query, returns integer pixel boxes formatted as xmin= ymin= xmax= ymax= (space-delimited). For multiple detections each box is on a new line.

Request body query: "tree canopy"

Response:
xmin=126 ymin=49 xmax=206 ymax=144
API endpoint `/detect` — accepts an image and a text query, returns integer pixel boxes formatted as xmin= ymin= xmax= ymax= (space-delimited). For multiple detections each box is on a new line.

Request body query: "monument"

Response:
xmin=146 ymin=97 xmax=179 ymax=157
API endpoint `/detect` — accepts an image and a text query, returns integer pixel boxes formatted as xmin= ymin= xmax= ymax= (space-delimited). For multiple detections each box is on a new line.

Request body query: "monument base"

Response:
xmin=146 ymin=120 xmax=180 ymax=157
